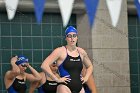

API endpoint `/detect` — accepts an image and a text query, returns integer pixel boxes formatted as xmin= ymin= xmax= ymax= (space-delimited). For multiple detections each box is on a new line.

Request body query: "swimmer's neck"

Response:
xmin=66 ymin=45 xmax=77 ymax=51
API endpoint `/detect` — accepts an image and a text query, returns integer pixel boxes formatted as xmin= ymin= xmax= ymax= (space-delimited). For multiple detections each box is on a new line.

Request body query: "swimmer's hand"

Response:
xmin=56 ymin=75 xmax=71 ymax=84
xmin=81 ymin=76 xmax=88 ymax=84
xmin=11 ymin=56 xmax=18 ymax=64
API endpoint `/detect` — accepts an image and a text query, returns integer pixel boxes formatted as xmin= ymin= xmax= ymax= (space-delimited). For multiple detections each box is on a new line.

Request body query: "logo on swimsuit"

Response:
xmin=18 ymin=81 xmax=25 ymax=84
xmin=48 ymin=83 xmax=57 ymax=85
xmin=70 ymin=59 xmax=80 ymax=62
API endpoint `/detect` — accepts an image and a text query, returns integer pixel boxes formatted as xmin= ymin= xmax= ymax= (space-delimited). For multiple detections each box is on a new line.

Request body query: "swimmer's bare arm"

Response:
xmin=29 ymin=80 xmax=40 ymax=93
xmin=41 ymin=47 xmax=60 ymax=82
xmin=29 ymin=72 xmax=44 ymax=93
xmin=41 ymin=47 xmax=70 ymax=83
xmin=25 ymin=64 xmax=41 ymax=82
xmin=86 ymin=75 xmax=97 ymax=93
xmin=82 ymin=66 xmax=97 ymax=93
xmin=5 ymin=56 xmax=20 ymax=80
xmin=80 ymin=48 xmax=93 ymax=84
xmin=4 ymin=56 xmax=20 ymax=89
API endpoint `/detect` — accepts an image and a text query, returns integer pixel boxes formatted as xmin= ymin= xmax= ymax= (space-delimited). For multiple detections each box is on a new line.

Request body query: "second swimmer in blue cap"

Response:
xmin=4 ymin=55 xmax=41 ymax=93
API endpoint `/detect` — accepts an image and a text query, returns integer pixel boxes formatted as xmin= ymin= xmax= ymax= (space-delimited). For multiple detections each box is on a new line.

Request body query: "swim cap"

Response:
xmin=65 ymin=26 xmax=78 ymax=35
xmin=15 ymin=55 xmax=29 ymax=65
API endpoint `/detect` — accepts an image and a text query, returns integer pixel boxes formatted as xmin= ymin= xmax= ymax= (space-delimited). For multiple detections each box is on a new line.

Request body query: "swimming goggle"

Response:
xmin=66 ymin=34 xmax=77 ymax=38
xmin=21 ymin=63 xmax=28 ymax=67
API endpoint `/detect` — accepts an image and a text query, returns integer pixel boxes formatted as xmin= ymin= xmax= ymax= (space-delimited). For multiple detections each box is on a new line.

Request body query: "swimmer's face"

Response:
xmin=66 ymin=32 xmax=78 ymax=46
xmin=19 ymin=63 xmax=28 ymax=73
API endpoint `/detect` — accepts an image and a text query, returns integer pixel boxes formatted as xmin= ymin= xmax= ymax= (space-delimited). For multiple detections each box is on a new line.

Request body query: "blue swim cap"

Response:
xmin=15 ymin=55 xmax=29 ymax=65
xmin=65 ymin=26 xmax=78 ymax=35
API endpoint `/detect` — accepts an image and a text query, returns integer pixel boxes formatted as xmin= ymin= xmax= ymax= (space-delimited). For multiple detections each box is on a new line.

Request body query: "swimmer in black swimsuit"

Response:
xmin=29 ymin=62 xmax=60 ymax=93
xmin=4 ymin=55 xmax=41 ymax=93
xmin=41 ymin=26 xmax=93 ymax=93
xmin=58 ymin=46 xmax=83 ymax=93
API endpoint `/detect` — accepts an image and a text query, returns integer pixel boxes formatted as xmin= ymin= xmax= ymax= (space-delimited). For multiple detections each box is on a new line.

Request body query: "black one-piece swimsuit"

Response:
xmin=58 ymin=47 xmax=83 ymax=93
